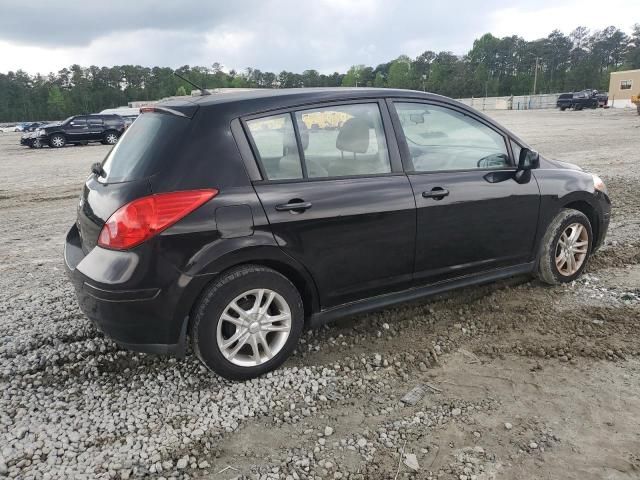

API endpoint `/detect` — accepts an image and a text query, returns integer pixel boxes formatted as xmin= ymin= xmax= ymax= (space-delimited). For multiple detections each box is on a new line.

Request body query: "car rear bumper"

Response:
xmin=63 ymin=224 xmax=206 ymax=356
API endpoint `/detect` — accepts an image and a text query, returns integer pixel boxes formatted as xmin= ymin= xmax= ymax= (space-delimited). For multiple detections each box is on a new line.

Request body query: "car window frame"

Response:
xmin=87 ymin=116 xmax=104 ymax=127
xmin=386 ymin=98 xmax=517 ymax=175
xmin=70 ymin=116 xmax=88 ymax=127
xmin=240 ymin=98 xmax=404 ymax=185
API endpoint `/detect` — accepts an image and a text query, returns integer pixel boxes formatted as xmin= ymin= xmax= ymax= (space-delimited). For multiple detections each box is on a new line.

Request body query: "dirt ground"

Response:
xmin=1 ymin=107 xmax=640 ymax=480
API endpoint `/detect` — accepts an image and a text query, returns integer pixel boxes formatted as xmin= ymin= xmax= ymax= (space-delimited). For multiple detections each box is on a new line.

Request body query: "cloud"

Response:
xmin=0 ymin=0 xmax=636 ymax=75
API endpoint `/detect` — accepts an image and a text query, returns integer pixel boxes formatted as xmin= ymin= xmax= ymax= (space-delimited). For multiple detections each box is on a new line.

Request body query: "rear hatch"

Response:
xmin=76 ymin=103 xmax=198 ymax=252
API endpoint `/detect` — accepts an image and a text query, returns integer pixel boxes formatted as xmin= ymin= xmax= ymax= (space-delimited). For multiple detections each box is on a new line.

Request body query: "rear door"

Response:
xmin=86 ymin=116 xmax=104 ymax=140
xmin=245 ymin=101 xmax=416 ymax=308
xmin=389 ymin=100 xmax=540 ymax=284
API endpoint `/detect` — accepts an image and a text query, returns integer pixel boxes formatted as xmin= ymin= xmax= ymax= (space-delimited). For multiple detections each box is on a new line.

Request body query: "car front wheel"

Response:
xmin=192 ymin=265 xmax=304 ymax=380
xmin=536 ymin=209 xmax=593 ymax=285
xmin=104 ymin=131 xmax=119 ymax=145
xmin=50 ymin=134 xmax=66 ymax=148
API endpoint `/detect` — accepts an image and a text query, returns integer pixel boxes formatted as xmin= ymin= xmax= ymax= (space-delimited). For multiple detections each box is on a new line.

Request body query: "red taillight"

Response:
xmin=98 ymin=189 xmax=218 ymax=250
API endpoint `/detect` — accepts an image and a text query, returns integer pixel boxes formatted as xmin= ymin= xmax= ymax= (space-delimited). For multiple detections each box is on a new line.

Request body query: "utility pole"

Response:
xmin=532 ymin=57 xmax=539 ymax=96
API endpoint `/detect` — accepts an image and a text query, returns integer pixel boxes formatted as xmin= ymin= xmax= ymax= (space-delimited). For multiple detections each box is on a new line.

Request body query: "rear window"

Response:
xmin=100 ymin=112 xmax=189 ymax=183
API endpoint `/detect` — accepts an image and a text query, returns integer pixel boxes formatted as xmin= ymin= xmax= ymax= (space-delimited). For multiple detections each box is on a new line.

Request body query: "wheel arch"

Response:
xmin=561 ymin=199 xmax=599 ymax=251
xmin=181 ymin=246 xmax=321 ymax=337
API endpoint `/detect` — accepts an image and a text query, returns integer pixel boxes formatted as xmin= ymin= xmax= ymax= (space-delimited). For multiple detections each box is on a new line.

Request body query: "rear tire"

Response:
xmin=536 ymin=209 xmax=593 ymax=285
xmin=192 ymin=265 xmax=304 ymax=381
xmin=49 ymin=134 xmax=66 ymax=148
xmin=560 ymin=106 xmax=566 ymax=111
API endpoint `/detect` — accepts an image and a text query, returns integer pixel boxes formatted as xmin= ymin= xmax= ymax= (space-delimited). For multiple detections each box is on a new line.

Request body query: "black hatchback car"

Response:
xmin=35 ymin=114 xmax=125 ymax=148
xmin=64 ymin=88 xmax=610 ymax=380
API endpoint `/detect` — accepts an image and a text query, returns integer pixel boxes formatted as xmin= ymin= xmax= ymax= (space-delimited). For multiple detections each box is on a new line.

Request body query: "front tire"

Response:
xmin=192 ymin=265 xmax=304 ymax=381
xmin=536 ymin=209 xmax=593 ymax=285
xmin=49 ymin=134 xmax=66 ymax=148
xmin=104 ymin=131 xmax=119 ymax=145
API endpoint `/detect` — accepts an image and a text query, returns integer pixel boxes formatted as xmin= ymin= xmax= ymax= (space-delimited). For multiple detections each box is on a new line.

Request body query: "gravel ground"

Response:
xmin=1 ymin=108 xmax=640 ymax=480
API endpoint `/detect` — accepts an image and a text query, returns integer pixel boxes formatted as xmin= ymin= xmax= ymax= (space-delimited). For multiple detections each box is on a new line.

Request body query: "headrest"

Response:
xmin=283 ymin=118 xmax=309 ymax=154
xmin=298 ymin=120 xmax=309 ymax=150
xmin=336 ymin=117 xmax=369 ymax=154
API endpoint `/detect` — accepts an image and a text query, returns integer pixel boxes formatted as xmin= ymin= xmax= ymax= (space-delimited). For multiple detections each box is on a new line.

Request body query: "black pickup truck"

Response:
xmin=557 ymin=90 xmax=605 ymax=111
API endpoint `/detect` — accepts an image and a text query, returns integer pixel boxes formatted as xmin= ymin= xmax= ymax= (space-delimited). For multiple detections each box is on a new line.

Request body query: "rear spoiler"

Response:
xmin=140 ymin=100 xmax=199 ymax=119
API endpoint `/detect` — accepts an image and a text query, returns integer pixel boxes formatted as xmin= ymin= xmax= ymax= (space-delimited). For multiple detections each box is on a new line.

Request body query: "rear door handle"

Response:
xmin=275 ymin=201 xmax=312 ymax=212
xmin=422 ymin=188 xmax=449 ymax=199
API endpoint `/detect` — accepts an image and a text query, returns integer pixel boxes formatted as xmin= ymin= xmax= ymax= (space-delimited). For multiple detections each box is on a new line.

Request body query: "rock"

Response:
xmin=403 ymin=453 xmax=420 ymax=471
xmin=504 ymin=422 xmax=513 ymax=430
xmin=176 ymin=456 xmax=189 ymax=469
xmin=324 ymin=426 xmax=334 ymax=436
xmin=452 ymin=408 xmax=462 ymax=416
xmin=529 ymin=442 xmax=538 ymax=449
xmin=357 ymin=438 xmax=367 ymax=448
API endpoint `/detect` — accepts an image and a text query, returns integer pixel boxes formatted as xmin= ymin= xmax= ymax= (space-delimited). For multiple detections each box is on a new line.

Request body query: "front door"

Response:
xmin=66 ymin=116 xmax=88 ymax=141
xmin=246 ymin=102 xmax=416 ymax=308
xmin=391 ymin=101 xmax=540 ymax=284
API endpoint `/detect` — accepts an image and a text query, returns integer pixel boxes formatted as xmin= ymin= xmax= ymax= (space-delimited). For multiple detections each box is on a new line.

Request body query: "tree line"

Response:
xmin=1 ymin=25 xmax=639 ymax=122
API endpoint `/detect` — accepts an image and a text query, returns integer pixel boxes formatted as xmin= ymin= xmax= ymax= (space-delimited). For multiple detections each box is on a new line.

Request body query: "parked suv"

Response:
xmin=35 ymin=114 xmax=125 ymax=148
xmin=64 ymin=89 xmax=611 ymax=380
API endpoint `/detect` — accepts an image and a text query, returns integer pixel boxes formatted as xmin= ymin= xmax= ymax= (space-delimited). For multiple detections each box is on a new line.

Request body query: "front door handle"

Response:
xmin=275 ymin=200 xmax=312 ymax=212
xmin=422 ymin=188 xmax=449 ymax=199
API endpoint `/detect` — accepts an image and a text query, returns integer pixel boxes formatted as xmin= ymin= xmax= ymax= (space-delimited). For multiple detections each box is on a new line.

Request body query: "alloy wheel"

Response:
xmin=555 ymin=222 xmax=589 ymax=276
xmin=106 ymin=133 xmax=118 ymax=144
xmin=216 ymin=288 xmax=292 ymax=367
xmin=51 ymin=136 xmax=64 ymax=147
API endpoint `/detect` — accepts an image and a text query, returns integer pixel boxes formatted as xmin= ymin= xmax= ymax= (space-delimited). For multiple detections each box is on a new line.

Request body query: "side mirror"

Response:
xmin=91 ymin=162 xmax=104 ymax=177
xmin=518 ymin=148 xmax=539 ymax=171
xmin=515 ymin=148 xmax=539 ymax=183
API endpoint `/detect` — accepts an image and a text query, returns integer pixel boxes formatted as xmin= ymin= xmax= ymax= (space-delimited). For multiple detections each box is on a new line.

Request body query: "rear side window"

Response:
xmin=88 ymin=117 xmax=103 ymax=126
xmin=294 ymin=103 xmax=390 ymax=178
xmin=246 ymin=114 xmax=303 ymax=180
xmin=101 ymin=112 xmax=189 ymax=183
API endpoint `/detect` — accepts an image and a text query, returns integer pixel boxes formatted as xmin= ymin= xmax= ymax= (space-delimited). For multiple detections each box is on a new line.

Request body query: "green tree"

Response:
xmin=176 ymin=85 xmax=187 ymax=96
xmin=341 ymin=65 xmax=366 ymax=87
xmin=47 ymin=86 xmax=65 ymax=119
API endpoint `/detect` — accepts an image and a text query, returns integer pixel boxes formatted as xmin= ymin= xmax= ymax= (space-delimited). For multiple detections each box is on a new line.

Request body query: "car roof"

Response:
xmin=159 ymin=87 xmax=455 ymax=117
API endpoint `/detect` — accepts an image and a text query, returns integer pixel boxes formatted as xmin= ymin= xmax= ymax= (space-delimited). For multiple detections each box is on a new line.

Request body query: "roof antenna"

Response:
xmin=173 ymin=71 xmax=210 ymax=96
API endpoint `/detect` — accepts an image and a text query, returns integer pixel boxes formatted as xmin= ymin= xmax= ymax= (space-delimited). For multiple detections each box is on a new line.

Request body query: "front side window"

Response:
xmin=294 ymin=103 xmax=391 ymax=178
xmin=395 ymin=102 xmax=509 ymax=172
xmin=246 ymin=114 xmax=303 ymax=180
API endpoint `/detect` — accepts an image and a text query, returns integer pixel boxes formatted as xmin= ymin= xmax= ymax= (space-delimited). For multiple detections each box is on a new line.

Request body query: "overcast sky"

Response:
xmin=0 ymin=0 xmax=636 ymax=75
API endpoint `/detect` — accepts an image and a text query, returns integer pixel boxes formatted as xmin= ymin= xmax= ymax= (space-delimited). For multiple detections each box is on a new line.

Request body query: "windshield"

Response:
xmin=100 ymin=112 xmax=189 ymax=183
